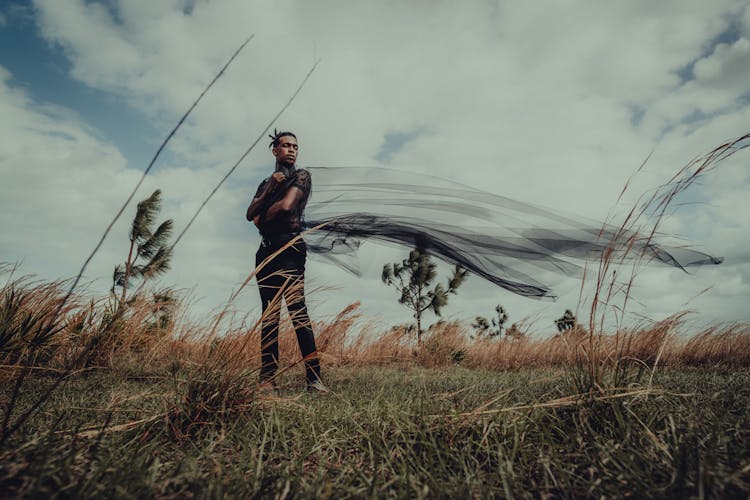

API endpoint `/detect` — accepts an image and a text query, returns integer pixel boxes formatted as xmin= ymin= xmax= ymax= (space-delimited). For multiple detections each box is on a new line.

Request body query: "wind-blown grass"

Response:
xmin=2 ymin=362 xmax=749 ymax=497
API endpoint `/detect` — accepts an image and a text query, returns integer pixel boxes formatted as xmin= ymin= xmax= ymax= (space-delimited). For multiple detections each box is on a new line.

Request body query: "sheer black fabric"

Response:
xmin=298 ymin=166 xmax=722 ymax=299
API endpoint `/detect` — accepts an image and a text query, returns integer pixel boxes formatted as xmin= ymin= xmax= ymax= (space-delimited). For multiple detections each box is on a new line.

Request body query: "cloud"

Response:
xmin=375 ymin=129 xmax=425 ymax=163
xmin=0 ymin=65 xmax=133 ymax=274
xmin=1 ymin=0 xmax=748 ymax=333
xmin=0 ymin=64 xmax=260 ymax=318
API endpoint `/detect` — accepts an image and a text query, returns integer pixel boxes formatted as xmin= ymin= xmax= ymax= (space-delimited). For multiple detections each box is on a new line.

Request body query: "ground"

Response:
xmin=2 ymin=366 xmax=749 ymax=498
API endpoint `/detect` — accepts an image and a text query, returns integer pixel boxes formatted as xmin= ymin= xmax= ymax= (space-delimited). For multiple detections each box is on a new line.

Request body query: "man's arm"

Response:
xmin=246 ymin=172 xmax=286 ymax=221
xmin=246 ymin=192 xmax=267 ymax=222
xmin=263 ymin=186 xmax=305 ymax=221
xmin=246 ymin=190 xmax=271 ymax=222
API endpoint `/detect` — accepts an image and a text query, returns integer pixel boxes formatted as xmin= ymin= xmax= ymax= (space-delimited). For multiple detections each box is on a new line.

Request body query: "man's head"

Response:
xmin=269 ymin=130 xmax=298 ymax=168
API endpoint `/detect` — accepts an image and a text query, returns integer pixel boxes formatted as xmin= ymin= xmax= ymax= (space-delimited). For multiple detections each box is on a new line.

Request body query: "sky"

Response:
xmin=1 ymin=0 xmax=749 ymax=337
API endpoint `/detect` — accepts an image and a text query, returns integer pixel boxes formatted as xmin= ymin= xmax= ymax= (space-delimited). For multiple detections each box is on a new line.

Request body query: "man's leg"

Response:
xmin=257 ymin=267 xmax=285 ymax=384
xmin=283 ymin=272 xmax=322 ymax=385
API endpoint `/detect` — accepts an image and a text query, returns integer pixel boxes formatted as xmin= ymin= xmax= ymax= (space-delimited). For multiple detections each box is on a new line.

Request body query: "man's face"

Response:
xmin=273 ymin=135 xmax=299 ymax=167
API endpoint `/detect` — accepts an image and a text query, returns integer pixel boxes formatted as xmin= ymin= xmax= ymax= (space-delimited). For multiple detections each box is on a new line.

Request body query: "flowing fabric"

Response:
xmin=299 ymin=166 xmax=722 ymax=299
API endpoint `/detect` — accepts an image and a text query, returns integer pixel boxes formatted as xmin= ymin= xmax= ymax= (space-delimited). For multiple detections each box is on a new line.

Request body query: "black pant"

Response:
xmin=255 ymin=237 xmax=320 ymax=384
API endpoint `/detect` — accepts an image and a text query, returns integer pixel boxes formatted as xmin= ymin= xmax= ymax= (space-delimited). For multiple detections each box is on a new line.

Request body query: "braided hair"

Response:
xmin=268 ymin=128 xmax=298 ymax=148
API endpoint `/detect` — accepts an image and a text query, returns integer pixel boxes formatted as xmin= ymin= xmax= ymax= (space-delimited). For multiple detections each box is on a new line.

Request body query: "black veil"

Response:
xmin=299 ymin=166 xmax=722 ymax=299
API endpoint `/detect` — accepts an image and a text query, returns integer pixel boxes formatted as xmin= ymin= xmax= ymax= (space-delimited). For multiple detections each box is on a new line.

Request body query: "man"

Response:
xmin=246 ymin=130 xmax=329 ymax=393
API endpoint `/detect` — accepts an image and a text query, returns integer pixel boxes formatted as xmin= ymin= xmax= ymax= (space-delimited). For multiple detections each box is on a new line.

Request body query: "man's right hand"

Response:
xmin=263 ymin=172 xmax=286 ymax=194
xmin=270 ymin=172 xmax=286 ymax=185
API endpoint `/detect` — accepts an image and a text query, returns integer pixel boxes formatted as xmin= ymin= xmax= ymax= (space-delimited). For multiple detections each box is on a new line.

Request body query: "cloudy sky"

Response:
xmin=1 ymin=0 xmax=749 ymax=336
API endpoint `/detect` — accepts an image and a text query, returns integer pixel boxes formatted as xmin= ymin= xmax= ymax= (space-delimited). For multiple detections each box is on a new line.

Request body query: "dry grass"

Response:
xmin=3 ymin=271 xmax=749 ymax=379
xmin=678 ymin=323 xmax=750 ymax=368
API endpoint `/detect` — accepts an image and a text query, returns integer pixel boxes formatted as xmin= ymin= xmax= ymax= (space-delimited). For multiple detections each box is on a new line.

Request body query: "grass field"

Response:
xmin=2 ymin=272 xmax=750 ymax=498
xmin=2 ymin=364 xmax=750 ymax=498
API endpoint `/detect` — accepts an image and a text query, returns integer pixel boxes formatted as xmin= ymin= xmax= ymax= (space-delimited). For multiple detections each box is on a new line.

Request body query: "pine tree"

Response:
xmin=471 ymin=316 xmax=491 ymax=338
xmin=555 ymin=309 xmax=577 ymax=333
xmin=492 ymin=305 xmax=509 ymax=338
xmin=472 ymin=304 xmax=510 ymax=339
xmin=382 ymin=247 xmax=467 ymax=344
xmin=112 ymin=190 xmax=173 ymax=307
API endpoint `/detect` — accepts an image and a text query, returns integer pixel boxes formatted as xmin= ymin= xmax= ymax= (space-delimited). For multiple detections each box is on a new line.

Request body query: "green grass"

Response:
xmin=2 ymin=366 xmax=750 ymax=498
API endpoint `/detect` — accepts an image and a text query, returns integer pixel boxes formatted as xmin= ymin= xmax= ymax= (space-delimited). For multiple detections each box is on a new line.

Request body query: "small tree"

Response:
xmin=472 ymin=304 xmax=509 ymax=339
xmin=382 ymin=247 xmax=467 ymax=344
xmin=112 ymin=189 xmax=173 ymax=308
xmin=555 ymin=309 xmax=577 ymax=333
xmin=471 ymin=316 xmax=491 ymax=338
xmin=505 ymin=322 xmax=523 ymax=340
